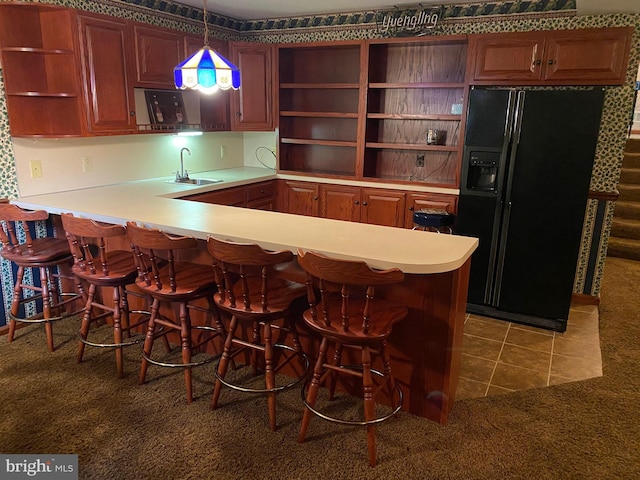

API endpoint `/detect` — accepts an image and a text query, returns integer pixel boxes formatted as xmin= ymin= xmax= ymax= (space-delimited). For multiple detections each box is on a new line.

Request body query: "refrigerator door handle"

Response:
xmin=492 ymin=91 xmax=526 ymax=306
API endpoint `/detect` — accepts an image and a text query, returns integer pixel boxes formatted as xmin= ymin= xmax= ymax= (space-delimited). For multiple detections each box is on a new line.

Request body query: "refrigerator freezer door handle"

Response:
xmin=491 ymin=91 xmax=526 ymax=306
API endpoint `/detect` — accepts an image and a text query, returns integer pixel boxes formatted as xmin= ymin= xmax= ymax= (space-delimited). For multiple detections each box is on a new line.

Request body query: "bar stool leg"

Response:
xmin=40 ymin=267 xmax=55 ymax=353
xmin=263 ymin=321 xmax=276 ymax=431
xmin=77 ymin=284 xmax=97 ymax=363
xmin=362 ymin=346 xmax=377 ymax=467
xmin=7 ymin=266 xmax=26 ymax=343
xmin=112 ymin=286 xmax=124 ymax=379
xmin=179 ymin=303 xmax=193 ymax=404
xmin=139 ymin=299 xmax=160 ymax=385
xmin=298 ymin=337 xmax=329 ymax=443
xmin=328 ymin=342 xmax=343 ymax=400
xmin=211 ymin=314 xmax=239 ymax=410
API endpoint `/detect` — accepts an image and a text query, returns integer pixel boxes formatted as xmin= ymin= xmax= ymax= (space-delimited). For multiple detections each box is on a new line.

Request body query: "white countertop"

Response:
xmin=12 ymin=167 xmax=478 ymax=274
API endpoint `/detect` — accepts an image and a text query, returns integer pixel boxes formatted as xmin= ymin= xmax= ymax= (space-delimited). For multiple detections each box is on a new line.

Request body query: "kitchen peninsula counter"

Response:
xmin=12 ymin=166 xmax=478 ymax=424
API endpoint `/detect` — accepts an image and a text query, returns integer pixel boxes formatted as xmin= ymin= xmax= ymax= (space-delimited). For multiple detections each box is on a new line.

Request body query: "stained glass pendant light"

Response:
xmin=173 ymin=0 xmax=240 ymax=94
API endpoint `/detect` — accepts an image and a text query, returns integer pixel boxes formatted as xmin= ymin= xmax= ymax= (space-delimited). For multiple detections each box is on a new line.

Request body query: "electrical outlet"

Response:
xmin=29 ymin=160 xmax=42 ymax=178
xmin=220 ymin=145 xmax=226 ymax=158
xmin=81 ymin=156 xmax=93 ymax=173
xmin=416 ymin=154 xmax=425 ymax=167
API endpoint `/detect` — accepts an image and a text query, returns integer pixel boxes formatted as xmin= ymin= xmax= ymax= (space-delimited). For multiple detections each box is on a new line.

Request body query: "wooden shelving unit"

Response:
xmin=363 ymin=37 xmax=468 ymax=187
xmin=0 ymin=4 xmax=85 ymax=137
xmin=276 ymin=36 xmax=468 ymax=189
xmin=278 ymin=42 xmax=362 ymax=177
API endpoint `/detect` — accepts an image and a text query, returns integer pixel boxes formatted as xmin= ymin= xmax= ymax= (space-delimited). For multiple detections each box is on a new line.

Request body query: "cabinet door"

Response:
xmin=405 ymin=192 xmax=458 ymax=228
xmin=246 ymin=181 xmax=276 ymax=210
xmin=181 ymin=186 xmax=245 ymax=206
xmin=279 ymin=181 xmax=319 ymax=216
xmin=229 ymin=42 xmax=274 ymax=131
xmin=471 ymin=32 xmax=545 ymax=82
xmin=133 ymin=25 xmax=183 ymax=88
xmin=543 ymin=27 xmax=631 ymax=84
xmin=320 ymin=184 xmax=361 ymax=222
xmin=186 ymin=35 xmax=231 ymax=131
xmin=361 ymin=189 xmax=406 ymax=227
xmin=78 ymin=14 xmax=136 ymax=134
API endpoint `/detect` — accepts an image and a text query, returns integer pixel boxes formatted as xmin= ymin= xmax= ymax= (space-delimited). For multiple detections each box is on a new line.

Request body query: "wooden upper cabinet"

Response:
xmin=134 ymin=25 xmax=184 ymax=88
xmin=229 ymin=42 xmax=275 ymax=131
xmin=78 ymin=14 xmax=136 ymax=134
xmin=543 ymin=28 xmax=632 ymax=83
xmin=470 ymin=32 xmax=545 ymax=83
xmin=470 ymin=27 xmax=632 ymax=85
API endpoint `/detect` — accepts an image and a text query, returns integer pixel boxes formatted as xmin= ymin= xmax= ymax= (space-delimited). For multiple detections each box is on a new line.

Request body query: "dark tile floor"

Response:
xmin=457 ymin=303 xmax=602 ymax=399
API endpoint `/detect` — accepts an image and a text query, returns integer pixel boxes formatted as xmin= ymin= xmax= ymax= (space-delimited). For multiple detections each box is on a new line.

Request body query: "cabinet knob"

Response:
xmin=313 ymin=196 xmax=318 ymax=200
xmin=533 ymin=59 xmax=541 ymax=66
xmin=408 ymin=206 xmax=414 ymax=211
xmin=236 ymin=112 xmax=241 ymax=116
xmin=355 ymin=201 xmax=360 ymax=205
xmin=130 ymin=111 xmax=136 ymax=116
xmin=548 ymin=59 xmax=555 ymax=65
xmin=362 ymin=201 xmax=368 ymax=206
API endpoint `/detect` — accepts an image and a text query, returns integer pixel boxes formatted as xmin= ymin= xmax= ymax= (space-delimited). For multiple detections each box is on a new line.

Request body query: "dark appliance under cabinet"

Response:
xmin=455 ymin=87 xmax=605 ymax=332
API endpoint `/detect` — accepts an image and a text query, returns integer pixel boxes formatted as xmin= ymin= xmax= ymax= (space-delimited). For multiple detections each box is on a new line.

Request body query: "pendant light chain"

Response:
xmin=202 ymin=0 xmax=209 ymax=47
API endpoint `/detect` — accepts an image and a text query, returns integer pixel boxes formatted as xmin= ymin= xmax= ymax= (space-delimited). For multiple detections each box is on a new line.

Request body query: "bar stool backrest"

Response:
xmin=0 ymin=204 xmax=49 ymax=257
xmin=126 ymin=221 xmax=197 ymax=293
xmin=296 ymin=250 xmax=404 ymax=335
xmin=61 ymin=213 xmax=128 ymax=277
xmin=207 ymin=236 xmax=294 ymax=314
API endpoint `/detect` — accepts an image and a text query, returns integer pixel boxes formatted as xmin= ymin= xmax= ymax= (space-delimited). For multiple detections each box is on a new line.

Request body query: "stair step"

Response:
xmin=607 ymin=236 xmax=640 ymax=261
xmin=611 ymin=217 xmax=640 ymax=240
xmin=618 ymin=183 xmax=640 ymax=202
xmin=620 ymin=167 xmax=640 ymax=184
xmin=613 ymin=200 xmax=640 ymax=219
xmin=626 ymin=137 xmax=640 ymax=154
xmin=622 ymin=152 xmax=640 ymax=169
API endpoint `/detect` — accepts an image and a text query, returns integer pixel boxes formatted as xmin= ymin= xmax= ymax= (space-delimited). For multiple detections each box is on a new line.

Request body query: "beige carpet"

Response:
xmin=1 ymin=257 xmax=639 ymax=479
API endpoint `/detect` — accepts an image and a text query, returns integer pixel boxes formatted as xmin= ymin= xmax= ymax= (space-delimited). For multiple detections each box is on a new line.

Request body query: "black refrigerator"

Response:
xmin=455 ymin=87 xmax=605 ymax=332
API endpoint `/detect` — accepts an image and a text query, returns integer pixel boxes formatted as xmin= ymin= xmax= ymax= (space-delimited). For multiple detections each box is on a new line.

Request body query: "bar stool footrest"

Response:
xmin=217 ymin=343 xmax=309 ymax=394
xmin=9 ymin=292 xmax=83 ymax=324
xmin=142 ymin=325 xmax=221 ymax=369
xmin=77 ymin=309 xmax=152 ymax=349
xmin=301 ymin=366 xmax=403 ymax=426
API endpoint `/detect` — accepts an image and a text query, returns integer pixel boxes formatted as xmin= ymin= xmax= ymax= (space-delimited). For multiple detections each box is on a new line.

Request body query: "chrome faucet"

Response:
xmin=176 ymin=147 xmax=191 ymax=182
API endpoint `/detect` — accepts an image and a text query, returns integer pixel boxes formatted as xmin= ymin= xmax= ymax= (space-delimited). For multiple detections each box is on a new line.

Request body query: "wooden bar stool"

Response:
xmin=207 ymin=236 xmax=309 ymax=431
xmin=0 ymin=204 xmax=80 ymax=352
xmin=126 ymin=222 xmax=225 ymax=404
xmin=61 ymin=213 xmax=150 ymax=378
xmin=296 ymin=250 xmax=408 ymax=467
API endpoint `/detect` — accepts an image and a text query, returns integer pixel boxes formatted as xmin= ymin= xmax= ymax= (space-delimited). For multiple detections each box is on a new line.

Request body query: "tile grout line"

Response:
xmin=547 ymin=332 xmax=556 ymax=386
xmin=485 ymin=322 xmax=511 ymax=396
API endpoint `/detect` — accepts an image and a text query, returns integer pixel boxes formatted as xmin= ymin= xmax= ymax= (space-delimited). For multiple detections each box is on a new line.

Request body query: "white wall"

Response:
xmin=12 ymin=130 xmax=277 ymax=197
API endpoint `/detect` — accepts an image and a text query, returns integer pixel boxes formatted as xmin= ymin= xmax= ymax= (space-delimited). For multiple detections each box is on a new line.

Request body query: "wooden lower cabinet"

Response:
xmin=405 ymin=191 xmax=458 ymax=228
xmin=320 ymin=184 xmax=407 ymax=227
xmin=180 ymin=181 xmax=275 ymax=210
xmin=279 ymin=180 xmax=457 ymax=229
xmin=320 ymin=184 xmax=361 ymax=222
xmin=277 ymin=180 xmax=320 ymax=216
xmin=360 ymin=188 xmax=406 ymax=227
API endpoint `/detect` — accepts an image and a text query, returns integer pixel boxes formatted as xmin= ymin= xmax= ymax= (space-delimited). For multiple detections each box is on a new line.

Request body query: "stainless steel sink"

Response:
xmin=166 ymin=178 xmax=223 ymax=186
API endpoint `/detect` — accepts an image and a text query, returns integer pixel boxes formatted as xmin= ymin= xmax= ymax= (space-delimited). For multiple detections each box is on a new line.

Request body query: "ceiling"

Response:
xmin=173 ymin=0 xmax=640 ymax=21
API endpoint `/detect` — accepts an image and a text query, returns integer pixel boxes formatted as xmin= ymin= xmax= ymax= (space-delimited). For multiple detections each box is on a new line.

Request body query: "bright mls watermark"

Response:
xmin=0 ymin=455 xmax=78 ymax=479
